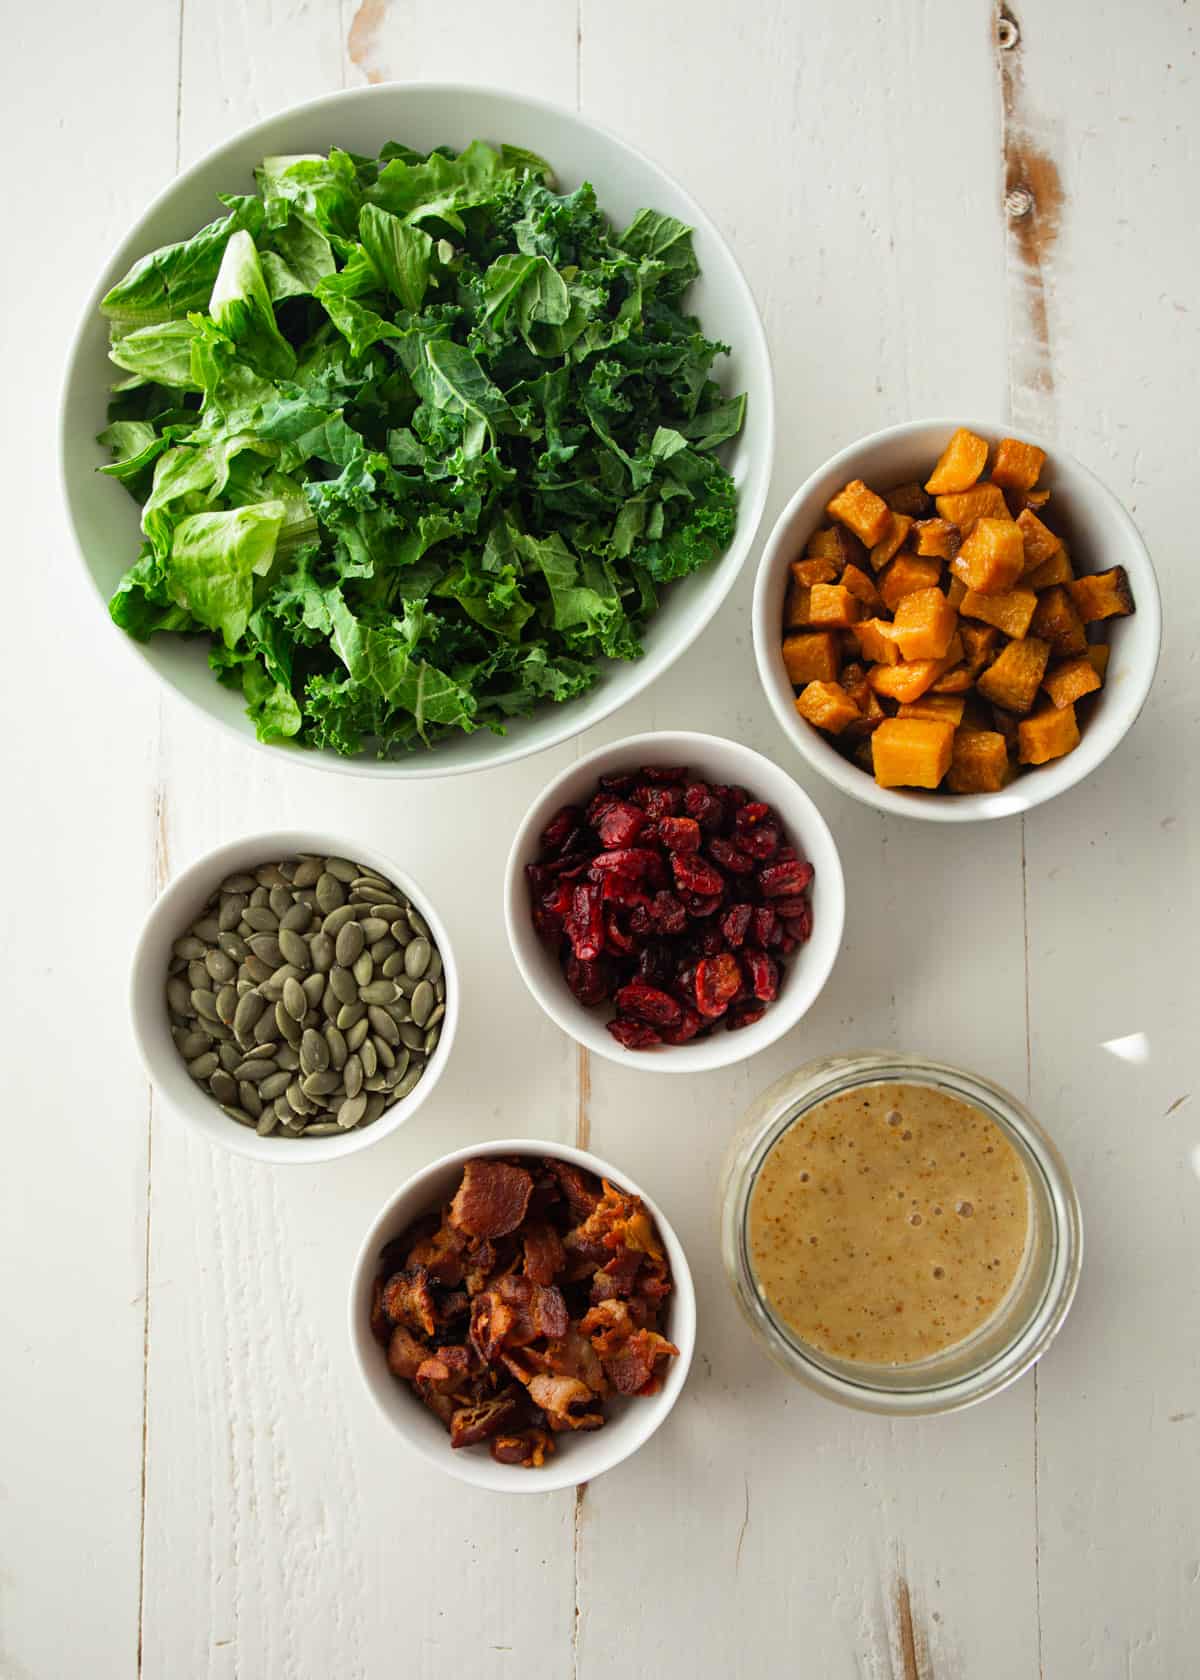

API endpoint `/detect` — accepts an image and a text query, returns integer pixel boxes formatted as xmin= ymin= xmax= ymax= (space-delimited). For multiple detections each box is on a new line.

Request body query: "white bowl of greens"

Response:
xmin=61 ymin=84 xmax=773 ymax=776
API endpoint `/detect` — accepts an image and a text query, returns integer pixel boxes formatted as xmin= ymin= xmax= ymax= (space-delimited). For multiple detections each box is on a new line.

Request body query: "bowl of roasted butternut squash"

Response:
xmin=752 ymin=420 xmax=1160 ymax=820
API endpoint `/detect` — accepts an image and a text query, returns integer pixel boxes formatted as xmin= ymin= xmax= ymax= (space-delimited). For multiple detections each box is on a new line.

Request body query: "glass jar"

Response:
xmin=720 ymin=1053 xmax=1082 ymax=1415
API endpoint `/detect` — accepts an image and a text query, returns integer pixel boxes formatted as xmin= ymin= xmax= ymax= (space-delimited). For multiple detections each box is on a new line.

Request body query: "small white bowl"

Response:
xmin=131 ymin=831 xmax=458 ymax=1163
xmin=348 ymin=1139 xmax=696 ymax=1492
xmin=60 ymin=82 xmax=773 ymax=780
xmin=504 ymin=731 xmax=845 ymax=1072
xmin=752 ymin=418 xmax=1162 ymax=822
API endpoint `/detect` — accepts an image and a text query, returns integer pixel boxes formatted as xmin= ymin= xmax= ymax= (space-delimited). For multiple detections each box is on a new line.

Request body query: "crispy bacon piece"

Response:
xmin=386 ymin=1325 xmax=427 ymax=1380
xmin=528 ymin=1374 xmax=605 ymax=1432
xmin=472 ymin=1275 xmax=570 ymax=1360
xmin=369 ymin=1277 xmax=389 ymax=1344
xmin=381 ymin=1267 xmax=438 ymax=1337
xmin=545 ymin=1158 xmax=603 ymax=1223
xmin=523 ymin=1222 xmax=566 ymax=1285
xmin=449 ymin=1396 xmax=519 ymax=1449
xmin=463 ymin=1239 xmax=498 ymax=1295
xmin=490 ymin=1429 xmax=555 ymax=1468
xmin=603 ymin=1330 xmax=679 ymax=1397
xmin=449 ymin=1159 xmax=534 ymax=1239
xmin=590 ymin=1246 xmax=642 ymax=1303
xmin=406 ymin=1216 xmax=468 ymax=1286
xmin=415 ymin=1345 xmax=471 ymax=1393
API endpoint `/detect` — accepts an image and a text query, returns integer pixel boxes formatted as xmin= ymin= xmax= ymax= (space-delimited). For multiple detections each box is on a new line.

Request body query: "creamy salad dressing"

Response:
xmin=748 ymin=1080 xmax=1031 ymax=1365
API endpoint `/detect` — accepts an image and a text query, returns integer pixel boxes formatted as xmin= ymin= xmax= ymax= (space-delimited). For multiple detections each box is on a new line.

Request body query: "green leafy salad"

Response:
xmin=98 ymin=140 xmax=746 ymax=756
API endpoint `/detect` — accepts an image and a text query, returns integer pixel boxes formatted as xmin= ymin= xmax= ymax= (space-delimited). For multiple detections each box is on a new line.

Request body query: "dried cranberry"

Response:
xmin=588 ymin=847 xmax=659 ymax=881
xmin=635 ymin=784 xmax=683 ymax=819
xmin=707 ymin=836 xmax=755 ymax=875
xmin=565 ymin=956 xmax=610 ymax=1006
xmin=564 ymin=882 xmax=603 ymax=962
xmin=542 ymin=881 xmax=573 ymax=918
xmin=758 ymin=859 xmax=815 ymax=897
xmin=598 ymin=771 xmax=637 ymax=792
xmin=724 ymin=785 xmax=750 ymax=810
xmin=734 ymin=803 xmax=782 ymax=859
xmin=607 ymin=1018 xmax=662 ymax=1050
xmin=776 ymin=845 xmax=797 ymax=862
xmin=600 ymin=872 xmax=651 ymax=910
xmin=649 ymin=891 xmax=687 ymax=935
xmin=721 ymin=903 xmax=754 ymax=948
xmin=594 ymin=799 xmax=649 ymax=849
xmin=532 ymin=906 xmax=564 ymax=945
xmin=726 ymin=999 xmax=767 ymax=1031
xmin=540 ymin=806 xmax=585 ymax=855
xmin=683 ymin=781 xmax=727 ymax=831
xmin=695 ymin=953 xmax=741 ymax=1018
xmin=525 ymin=862 xmax=550 ymax=895
xmin=638 ymin=764 xmax=688 ymax=785
xmin=657 ymin=815 xmax=702 ymax=854
xmin=628 ymin=904 xmax=653 ymax=938
xmin=670 ymin=852 xmax=723 ymax=896
xmin=613 ymin=982 xmax=682 ymax=1027
xmin=780 ymin=901 xmax=814 ymax=944
xmin=750 ymin=906 xmax=779 ymax=949
xmin=768 ymin=893 xmax=811 ymax=919
xmin=637 ymin=941 xmax=673 ymax=987
xmin=776 ymin=929 xmax=798 ymax=956
xmin=694 ymin=924 xmax=725 ymax=957
xmin=604 ymin=908 xmax=638 ymax=956
xmin=660 ymin=1006 xmax=704 ymax=1045
xmin=683 ymin=890 xmax=724 ymax=919
xmin=744 ymin=950 xmax=779 ymax=1002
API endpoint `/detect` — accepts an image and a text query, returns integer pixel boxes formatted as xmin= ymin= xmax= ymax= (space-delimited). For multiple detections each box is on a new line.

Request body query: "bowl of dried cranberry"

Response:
xmin=349 ymin=1140 xmax=696 ymax=1492
xmin=505 ymin=731 xmax=844 ymax=1070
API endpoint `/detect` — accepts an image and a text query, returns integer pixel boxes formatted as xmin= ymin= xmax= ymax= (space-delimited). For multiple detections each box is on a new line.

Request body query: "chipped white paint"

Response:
xmin=1 ymin=2 xmax=1197 ymax=1677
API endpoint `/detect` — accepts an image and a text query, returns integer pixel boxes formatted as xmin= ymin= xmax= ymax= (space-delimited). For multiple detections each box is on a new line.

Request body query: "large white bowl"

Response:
xmin=61 ymin=83 xmax=773 ymax=779
xmin=504 ymin=731 xmax=845 ymax=1072
xmin=752 ymin=419 xmax=1162 ymax=822
xmin=349 ymin=1138 xmax=696 ymax=1492
xmin=131 ymin=830 xmax=458 ymax=1163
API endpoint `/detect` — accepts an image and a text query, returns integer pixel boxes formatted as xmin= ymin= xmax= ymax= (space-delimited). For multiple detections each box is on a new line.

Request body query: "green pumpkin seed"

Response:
xmin=389 ymin=919 xmax=413 ymax=946
xmin=358 ymin=917 xmax=389 ymax=945
xmin=187 ymin=1051 xmax=218 ymax=1080
xmin=410 ymin=980 xmax=435 ymax=1027
xmin=210 ymin=1069 xmax=238 ymax=1106
xmin=276 ymin=1044 xmax=300 ymax=1071
xmin=309 ymin=931 xmax=335 ymax=973
xmin=315 ymin=872 xmax=345 ymax=914
xmin=434 ymin=978 xmax=445 ymax=1003
xmin=221 ymin=1105 xmax=257 ymax=1128
xmin=424 ymin=1026 xmax=440 ymax=1055
xmin=324 ymin=856 xmax=360 ymax=883
xmin=300 ymin=1028 xmax=329 ymax=1075
xmin=166 ymin=977 xmax=192 ymax=1015
xmin=302 ymin=972 xmax=325 ymax=1008
xmin=218 ymin=895 xmax=247 ymax=932
xmin=370 ymin=1034 xmax=393 ymax=1070
xmin=345 ymin=1016 xmax=370 ymax=1052
xmin=426 ymin=1002 xmax=446 ymax=1029
xmin=239 ymin=1083 xmax=264 ymax=1119
xmin=276 ymin=1002 xmax=302 ymax=1047
xmin=186 ymin=960 xmax=208 ymax=992
xmin=384 ymin=997 xmax=411 ymax=1025
xmin=215 ymin=984 xmax=238 ymax=1025
xmin=255 ymin=863 xmax=290 ymax=889
xmin=343 ymin=1054 xmax=364 ymax=1098
xmin=324 ymin=1024 xmax=348 ymax=1070
xmin=249 ymin=886 xmax=270 ymax=910
xmin=367 ymin=1006 xmax=400 ymax=1045
xmin=247 ymin=933 xmax=283 ymax=968
xmin=253 ymin=1008 xmax=279 ymax=1045
xmin=396 ymin=1021 xmax=424 ymax=1051
xmin=244 ymin=1042 xmax=276 ymax=1060
xmin=217 ymin=1042 xmax=241 ymax=1073
xmin=191 ymin=915 xmax=221 ymax=944
xmin=282 ymin=977 xmax=308 ymax=1021
xmin=363 ymin=1092 xmax=387 ymax=1124
xmin=352 ymin=950 xmax=374 ymax=987
xmin=359 ymin=979 xmax=396 ymax=1006
xmin=268 ymin=884 xmax=293 ymax=919
xmin=404 ymin=938 xmax=431 ymax=980
xmin=391 ymin=1063 xmax=424 ymax=1102
xmin=233 ymin=992 xmax=266 ymax=1040
xmin=242 ymin=954 xmax=273 ymax=986
xmin=407 ymin=907 xmax=431 ymax=940
xmin=259 ymin=1070 xmax=291 ymax=1100
xmin=242 ymin=905 xmax=278 ymax=934
xmin=176 ymin=1030 xmax=210 ymax=1061
xmin=336 ymin=1001 xmax=365 ymax=1032
xmin=330 ymin=966 xmax=357 ymax=1006
xmin=235 ymin=1058 xmax=277 ymax=1083
xmin=360 ymin=1039 xmax=378 ymax=1079
xmin=363 ymin=1074 xmax=388 ymax=1093
xmin=191 ymin=988 xmax=220 ymax=1021
xmin=291 ymin=857 xmax=323 ymax=888
xmin=335 ymin=921 xmax=365 ymax=966
xmin=302 ymin=1069 xmax=340 ymax=1098
xmin=394 ymin=974 xmax=419 ymax=998
xmin=174 ymin=935 xmax=207 ymax=962
xmin=255 ymin=1109 xmax=278 ymax=1136
xmin=218 ymin=931 xmax=249 ymax=962
xmin=381 ymin=952 xmax=407 ymax=979
xmin=285 ymin=1080 xmax=314 ymax=1116
xmin=337 ymin=1094 xmax=367 ymax=1129
xmin=350 ymin=878 xmax=391 ymax=903
xmin=321 ymin=903 xmax=357 ymax=938
xmin=425 ymin=949 xmax=443 ymax=985
xmin=391 ymin=1047 xmax=411 ymax=1081
xmin=277 ymin=927 xmax=311 ymax=970
xmin=222 ymin=872 xmax=257 ymax=894
xmin=280 ymin=901 xmax=313 ymax=934
xmin=304 ymin=1121 xmax=342 ymax=1136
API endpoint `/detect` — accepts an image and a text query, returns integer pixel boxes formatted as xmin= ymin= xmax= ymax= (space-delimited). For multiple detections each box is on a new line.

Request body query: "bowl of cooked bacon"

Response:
xmin=350 ymin=1141 xmax=696 ymax=1490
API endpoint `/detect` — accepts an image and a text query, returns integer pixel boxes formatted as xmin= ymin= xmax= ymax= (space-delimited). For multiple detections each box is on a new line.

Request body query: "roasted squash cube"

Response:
xmin=947 ymin=728 xmax=1014 ymax=794
xmin=843 ymin=685 xmax=888 ymax=740
xmin=783 ymin=581 xmax=812 ymax=628
xmin=791 ymin=556 xmax=838 ymax=588
xmin=857 ymin=618 xmax=905 ymax=666
xmin=869 ymin=512 xmax=914 ymax=571
xmin=885 ymin=481 xmax=933 ymax=519
xmin=1086 ymin=642 xmax=1111 ymax=680
xmin=782 ymin=631 xmax=841 ymax=686
xmin=991 ymin=704 xmax=1019 ymax=751
xmin=1018 ymin=701 xmax=1080 ymax=765
xmin=840 ymin=562 xmax=884 ymax=614
xmin=929 ymin=662 xmax=975 ymax=694
xmin=1067 ymin=567 xmax=1135 ymax=623
xmin=976 ymin=637 xmax=1051 ymax=714
xmin=1042 ymin=655 xmax=1103 ymax=710
xmin=826 ymin=480 xmax=892 ymax=547
xmin=1026 ymin=547 xmax=1074 ymax=589
xmin=935 ymin=483 xmax=1010 ymax=529
xmin=807 ymin=582 xmax=861 ymax=629
xmin=990 ymin=437 xmax=1046 ymax=494
xmin=868 ymin=634 xmax=963 ymax=703
xmin=1030 ymin=584 xmax=1087 ymax=657
xmin=795 ymin=680 xmax=861 ymax=736
xmin=946 ymin=575 xmax=967 ymax=610
xmin=840 ymin=661 xmax=871 ymax=710
xmin=892 ymin=587 xmax=959 ymax=660
xmin=924 ymin=428 xmax=989 ymax=495
xmin=1016 ymin=507 xmax=1062 ymax=568
xmin=960 ymin=621 xmax=1001 ymax=672
xmin=898 ymin=694 xmax=966 ymax=726
xmin=871 ymin=717 xmax=956 ymax=789
xmin=839 ymin=626 xmax=863 ymax=661
xmin=951 ymin=518 xmax=1026 ymax=595
xmin=960 ymin=585 xmax=1038 ymax=639
xmin=878 ymin=552 xmax=942 ymax=611
xmin=806 ymin=526 xmax=866 ymax=568
xmin=911 ymin=517 xmax=961 ymax=559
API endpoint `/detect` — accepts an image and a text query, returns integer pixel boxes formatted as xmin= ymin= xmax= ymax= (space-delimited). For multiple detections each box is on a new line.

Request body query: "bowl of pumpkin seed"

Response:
xmin=132 ymin=832 xmax=458 ymax=1160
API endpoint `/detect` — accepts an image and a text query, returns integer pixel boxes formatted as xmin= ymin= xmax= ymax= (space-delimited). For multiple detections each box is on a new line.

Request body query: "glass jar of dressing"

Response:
xmin=720 ymin=1053 xmax=1082 ymax=1415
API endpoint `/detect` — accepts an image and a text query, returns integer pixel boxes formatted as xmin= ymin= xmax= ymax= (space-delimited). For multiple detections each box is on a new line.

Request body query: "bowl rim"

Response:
xmin=59 ymin=79 xmax=776 ymax=781
xmin=130 ymin=828 xmax=459 ymax=1163
xmin=347 ymin=1135 xmax=697 ymax=1492
xmin=751 ymin=415 xmax=1163 ymax=823
xmin=503 ymin=728 xmax=845 ymax=1072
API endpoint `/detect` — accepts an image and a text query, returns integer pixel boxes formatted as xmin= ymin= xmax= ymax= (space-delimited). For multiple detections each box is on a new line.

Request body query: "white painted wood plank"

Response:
xmin=1009 ymin=4 xmax=1200 ymax=1674
xmin=0 ymin=8 xmax=181 ymax=1677
xmin=575 ymin=3 xmax=1038 ymax=1675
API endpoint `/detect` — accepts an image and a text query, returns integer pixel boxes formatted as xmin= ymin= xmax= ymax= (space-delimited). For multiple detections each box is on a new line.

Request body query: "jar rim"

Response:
xmin=721 ymin=1053 xmax=1083 ymax=1415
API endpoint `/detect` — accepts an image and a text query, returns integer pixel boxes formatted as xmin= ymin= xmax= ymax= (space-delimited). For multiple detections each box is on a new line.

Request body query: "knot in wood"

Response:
xmin=1005 ymin=186 xmax=1035 ymax=219
xmin=996 ymin=15 xmax=1020 ymax=50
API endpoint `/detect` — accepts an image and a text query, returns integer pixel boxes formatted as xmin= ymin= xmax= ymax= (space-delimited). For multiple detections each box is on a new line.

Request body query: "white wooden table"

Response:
xmin=3 ymin=3 xmax=1197 ymax=1675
